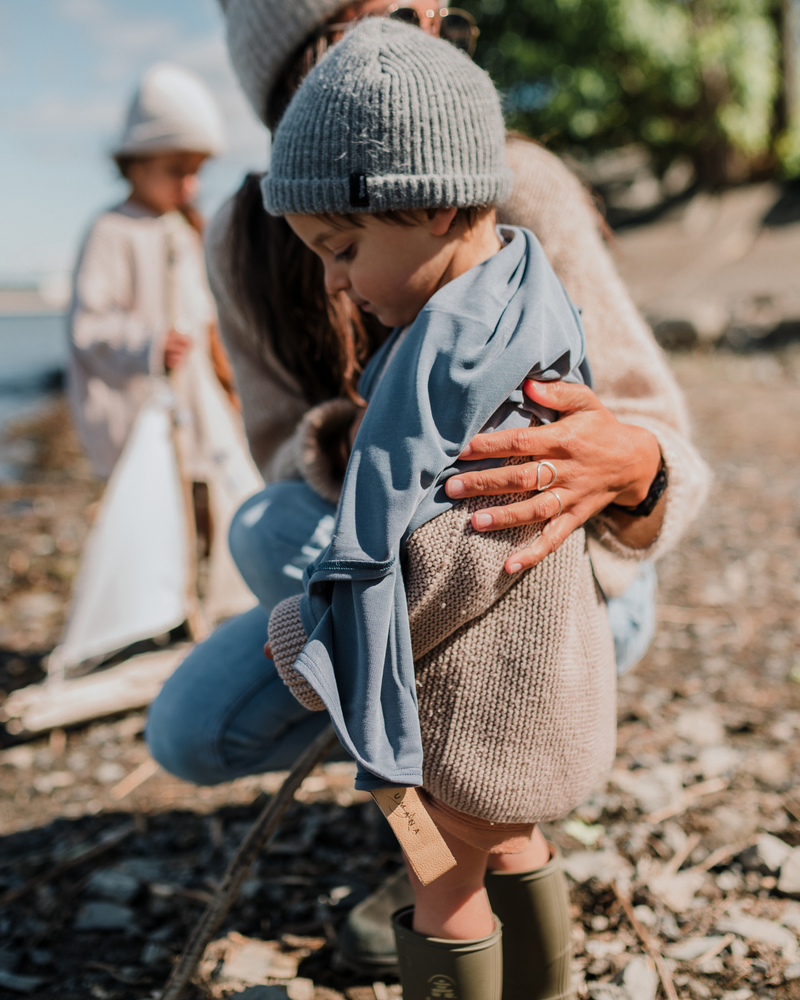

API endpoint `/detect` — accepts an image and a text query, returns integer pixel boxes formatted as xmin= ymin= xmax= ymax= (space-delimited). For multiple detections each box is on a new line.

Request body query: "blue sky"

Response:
xmin=0 ymin=0 xmax=267 ymax=284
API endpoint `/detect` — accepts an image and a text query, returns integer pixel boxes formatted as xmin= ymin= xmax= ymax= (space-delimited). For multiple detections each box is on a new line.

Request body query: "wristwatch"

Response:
xmin=610 ymin=460 xmax=668 ymax=518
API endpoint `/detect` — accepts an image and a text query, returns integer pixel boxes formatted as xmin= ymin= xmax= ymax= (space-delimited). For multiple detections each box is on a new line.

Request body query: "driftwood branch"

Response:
xmin=613 ymin=881 xmax=679 ymax=1000
xmin=2 ymin=646 xmax=189 ymax=736
xmin=160 ymin=723 xmax=339 ymax=1000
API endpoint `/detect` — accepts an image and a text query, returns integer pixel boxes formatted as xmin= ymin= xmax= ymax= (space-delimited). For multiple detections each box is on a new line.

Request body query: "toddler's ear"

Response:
xmin=428 ymin=206 xmax=459 ymax=236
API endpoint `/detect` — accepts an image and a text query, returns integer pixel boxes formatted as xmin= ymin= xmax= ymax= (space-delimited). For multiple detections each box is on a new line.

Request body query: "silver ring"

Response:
xmin=537 ymin=461 xmax=558 ymax=491
xmin=551 ymin=491 xmax=563 ymax=518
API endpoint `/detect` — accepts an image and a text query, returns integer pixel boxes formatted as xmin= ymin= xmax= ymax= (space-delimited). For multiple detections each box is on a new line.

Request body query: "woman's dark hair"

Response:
xmin=229 ymin=173 xmax=387 ymax=405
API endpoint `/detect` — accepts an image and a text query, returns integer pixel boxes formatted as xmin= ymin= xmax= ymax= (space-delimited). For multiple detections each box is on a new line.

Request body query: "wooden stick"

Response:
xmin=110 ymin=758 xmax=160 ymax=801
xmin=665 ymin=832 xmax=701 ymax=875
xmin=165 ymin=229 xmax=209 ymax=644
xmin=0 ymin=823 xmax=135 ymax=908
xmin=689 ymin=836 xmax=756 ymax=874
xmin=646 ymin=777 xmax=728 ymax=825
xmin=693 ymin=932 xmax=735 ymax=967
xmin=160 ymin=723 xmax=339 ymax=1000
xmin=612 ymin=881 xmax=679 ymax=1000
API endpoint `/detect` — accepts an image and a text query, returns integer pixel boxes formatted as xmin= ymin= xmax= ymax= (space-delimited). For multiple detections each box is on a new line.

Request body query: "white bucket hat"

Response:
xmin=219 ymin=0 xmax=344 ymax=126
xmin=114 ymin=63 xmax=226 ymax=158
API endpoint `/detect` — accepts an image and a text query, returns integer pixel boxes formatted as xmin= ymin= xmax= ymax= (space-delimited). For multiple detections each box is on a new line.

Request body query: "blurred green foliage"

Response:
xmin=460 ymin=0 xmax=791 ymax=183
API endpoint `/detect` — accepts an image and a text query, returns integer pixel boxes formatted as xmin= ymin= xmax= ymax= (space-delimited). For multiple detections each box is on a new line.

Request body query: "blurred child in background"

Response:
xmin=68 ymin=62 xmax=235 ymax=481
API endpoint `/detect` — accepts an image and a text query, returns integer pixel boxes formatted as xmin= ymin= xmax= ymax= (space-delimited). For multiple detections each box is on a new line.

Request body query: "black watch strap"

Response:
xmin=610 ymin=461 xmax=668 ymax=518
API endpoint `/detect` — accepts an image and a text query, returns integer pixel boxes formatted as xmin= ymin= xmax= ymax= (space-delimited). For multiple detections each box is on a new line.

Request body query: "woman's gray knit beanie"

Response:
xmin=219 ymin=0 xmax=344 ymax=125
xmin=261 ymin=18 xmax=513 ymax=216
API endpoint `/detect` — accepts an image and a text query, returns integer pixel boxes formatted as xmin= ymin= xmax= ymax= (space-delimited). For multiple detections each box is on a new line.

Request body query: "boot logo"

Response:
xmin=427 ymin=974 xmax=458 ymax=999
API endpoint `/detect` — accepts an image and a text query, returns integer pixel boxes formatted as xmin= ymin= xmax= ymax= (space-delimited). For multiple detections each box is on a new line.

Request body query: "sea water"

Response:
xmin=0 ymin=313 xmax=67 ymax=478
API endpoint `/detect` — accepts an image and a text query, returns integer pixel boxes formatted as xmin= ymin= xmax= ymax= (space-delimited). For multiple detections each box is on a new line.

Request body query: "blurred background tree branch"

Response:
xmin=462 ymin=0 xmax=800 ymax=187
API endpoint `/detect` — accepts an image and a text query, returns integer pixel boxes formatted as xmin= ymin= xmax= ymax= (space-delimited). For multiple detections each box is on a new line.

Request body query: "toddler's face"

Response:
xmin=286 ymin=209 xmax=459 ymax=328
xmin=127 ymin=152 xmax=207 ymax=215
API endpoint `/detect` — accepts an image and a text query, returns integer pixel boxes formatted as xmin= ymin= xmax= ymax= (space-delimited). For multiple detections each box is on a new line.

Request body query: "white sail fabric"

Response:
xmin=189 ymin=350 xmax=263 ymax=622
xmin=50 ymin=369 xmax=263 ymax=679
xmin=50 ymin=389 xmax=189 ymax=678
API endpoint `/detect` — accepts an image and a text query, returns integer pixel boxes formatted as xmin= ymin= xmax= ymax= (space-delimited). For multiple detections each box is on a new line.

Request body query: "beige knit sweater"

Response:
xmin=268 ymin=466 xmax=617 ymax=824
xmin=206 ymin=137 xmax=710 ymax=594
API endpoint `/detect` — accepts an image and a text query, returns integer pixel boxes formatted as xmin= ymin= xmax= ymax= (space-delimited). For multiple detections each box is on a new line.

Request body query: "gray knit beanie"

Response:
xmin=261 ymin=18 xmax=512 ymax=216
xmin=219 ymin=0 xmax=344 ymax=125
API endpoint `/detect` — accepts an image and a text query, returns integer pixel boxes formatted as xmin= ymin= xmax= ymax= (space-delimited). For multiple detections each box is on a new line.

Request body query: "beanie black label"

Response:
xmin=349 ymin=173 xmax=370 ymax=207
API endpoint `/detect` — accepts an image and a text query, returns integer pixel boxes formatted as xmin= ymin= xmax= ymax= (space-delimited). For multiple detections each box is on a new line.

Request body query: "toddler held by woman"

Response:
xmin=263 ymin=19 xmax=616 ymax=1000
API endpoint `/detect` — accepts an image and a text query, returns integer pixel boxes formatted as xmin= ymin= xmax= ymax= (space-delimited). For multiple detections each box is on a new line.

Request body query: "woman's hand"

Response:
xmin=445 ymin=379 xmax=662 ymax=573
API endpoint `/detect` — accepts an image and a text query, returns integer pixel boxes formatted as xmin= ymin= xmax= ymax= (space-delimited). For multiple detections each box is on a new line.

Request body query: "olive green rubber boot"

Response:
xmin=337 ymin=867 xmax=413 ymax=974
xmin=484 ymin=851 xmax=574 ymax=1000
xmin=391 ymin=905 xmax=503 ymax=1000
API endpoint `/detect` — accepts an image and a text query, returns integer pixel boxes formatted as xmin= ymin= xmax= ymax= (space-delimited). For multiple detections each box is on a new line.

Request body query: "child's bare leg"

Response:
xmin=405 ymin=824 xmax=493 ymax=939
xmin=486 ymin=824 xmax=550 ymax=872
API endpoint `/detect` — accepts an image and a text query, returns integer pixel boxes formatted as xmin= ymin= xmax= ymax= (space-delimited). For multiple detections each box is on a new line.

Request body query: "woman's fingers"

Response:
xmin=460 ymin=381 xmax=599 ymax=461
xmin=471 ymin=489 xmax=567 ymax=531
xmin=448 ymin=458 xmax=565 ymax=500
xmin=459 ymin=422 xmax=563 ymax=463
xmin=505 ymin=513 xmax=582 ymax=574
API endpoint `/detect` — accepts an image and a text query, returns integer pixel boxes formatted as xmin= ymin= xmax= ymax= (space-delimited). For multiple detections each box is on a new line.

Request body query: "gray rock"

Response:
xmin=74 ymin=901 xmax=137 ymax=932
xmin=695 ymin=956 xmax=725 ymax=974
xmin=696 ymin=745 xmax=740 ymax=779
xmin=652 ymin=319 xmax=698 ymax=351
xmin=230 ymin=989 xmax=288 ymax=999
xmin=117 ymin=858 xmax=165 ymax=881
xmin=778 ymin=848 xmax=800 ymax=896
xmin=749 ymin=749 xmax=791 ymax=789
xmin=632 ymin=905 xmax=656 ymax=928
xmin=94 ymin=761 xmax=126 ymax=784
xmin=674 ymin=709 xmax=725 ymax=747
xmin=588 ymin=985 xmax=627 ymax=1000
xmin=84 ymin=868 xmax=141 ymax=903
xmin=686 ymin=978 xmax=712 ymax=999
xmin=140 ymin=942 xmax=170 ymax=966
xmin=785 ymin=962 xmax=800 ymax=981
xmin=709 ymin=804 xmax=760 ymax=848
xmin=780 ymin=902 xmax=800 ymax=932
xmin=739 ymin=833 xmax=792 ymax=875
xmin=0 ymin=969 xmax=46 ymax=994
xmin=587 ymin=958 xmax=658 ymax=1000
xmin=612 ymin=764 xmax=683 ymax=814
xmin=561 ymin=850 xmax=634 ymax=886
xmin=648 ymin=869 xmax=706 ymax=912
xmin=0 ymin=949 xmax=20 ymax=972
xmin=619 ymin=956 xmax=658 ymax=1000
xmin=715 ymin=870 xmax=743 ymax=892
xmin=27 ymin=950 xmax=52 ymax=967
xmin=717 ymin=916 xmax=798 ymax=956
xmin=665 ymin=936 xmax=728 ymax=961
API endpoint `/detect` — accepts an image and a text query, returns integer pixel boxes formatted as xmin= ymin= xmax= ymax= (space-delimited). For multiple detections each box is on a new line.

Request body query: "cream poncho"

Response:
xmin=68 ymin=202 xmax=216 ymax=479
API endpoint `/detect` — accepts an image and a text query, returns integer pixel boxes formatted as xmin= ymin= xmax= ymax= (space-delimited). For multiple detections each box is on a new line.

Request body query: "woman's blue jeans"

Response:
xmin=145 ymin=480 xmax=656 ymax=785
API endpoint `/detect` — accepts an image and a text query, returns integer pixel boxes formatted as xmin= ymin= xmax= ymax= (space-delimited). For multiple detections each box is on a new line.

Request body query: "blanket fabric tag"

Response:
xmin=371 ymin=787 xmax=457 ymax=885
